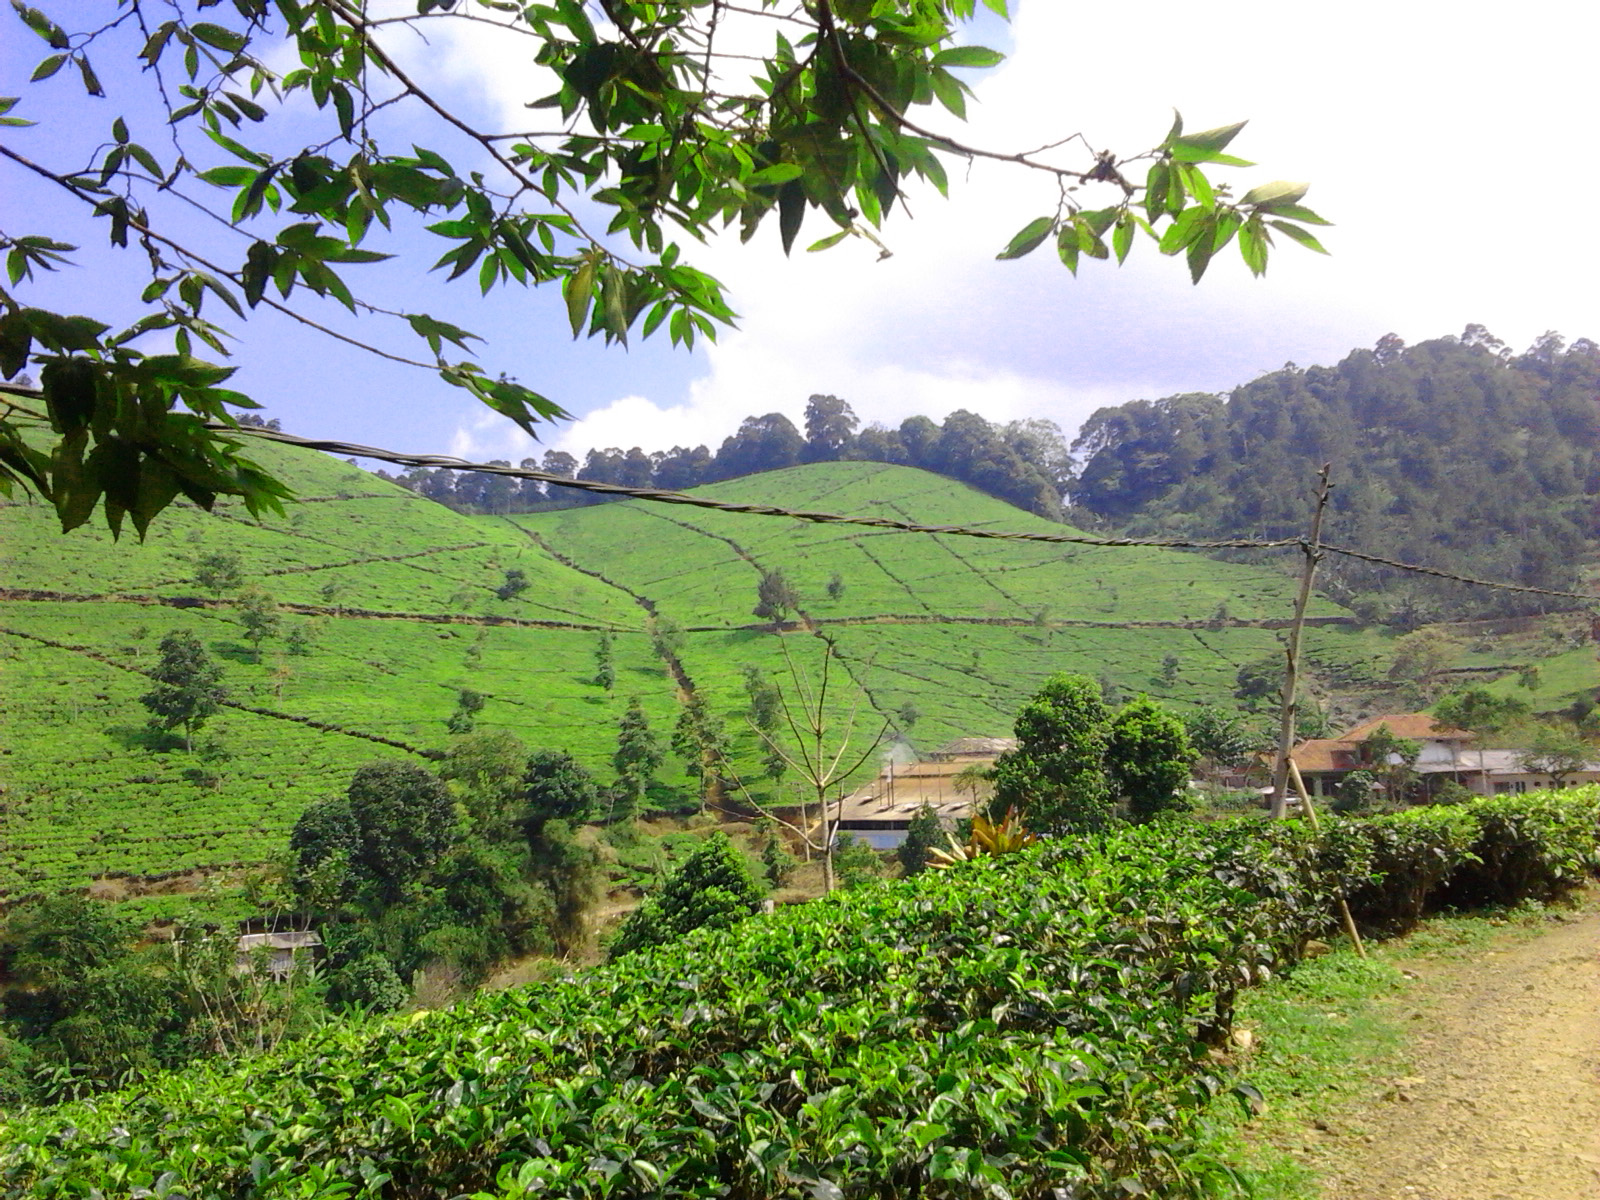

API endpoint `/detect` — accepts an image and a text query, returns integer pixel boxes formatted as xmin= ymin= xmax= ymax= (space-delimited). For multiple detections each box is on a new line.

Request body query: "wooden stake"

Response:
xmin=1288 ymin=757 xmax=1366 ymax=958
xmin=1270 ymin=466 xmax=1333 ymax=820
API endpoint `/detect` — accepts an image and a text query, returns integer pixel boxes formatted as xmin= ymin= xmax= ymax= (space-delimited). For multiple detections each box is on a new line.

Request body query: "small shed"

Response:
xmin=235 ymin=930 xmax=323 ymax=981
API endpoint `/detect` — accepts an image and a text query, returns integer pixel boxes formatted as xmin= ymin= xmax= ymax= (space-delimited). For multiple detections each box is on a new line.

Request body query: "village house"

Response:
xmin=833 ymin=737 xmax=1016 ymax=848
xmin=1290 ymin=712 xmax=1600 ymax=800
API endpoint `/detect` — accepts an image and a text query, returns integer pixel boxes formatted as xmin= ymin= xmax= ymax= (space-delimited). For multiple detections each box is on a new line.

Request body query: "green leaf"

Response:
xmin=30 ymin=54 xmax=68 ymax=82
xmin=1241 ymin=180 xmax=1310 ymax=209
xmin=748 ymin=162 xmax=802 ymax=187
xmin=1265 ymin=203 xmax=1331 ymax=226
xmin=564 ymin=258 xmax=596 ymax=337
xmin=77 ymin=55 xmax=104 ymax=98
xmin=191 ymin=23 xmax=248 ymax=53
xmin=1267 ymin=220 xmax=1330 ymax=254
xmin=778 ymin=179 xmax=805 ymax=256
xmin=931 ymin=45 xmax=1005 ymax=70
xmin=1172 ymin=120 xmax=1247 ymax=153
xmin=806 ymin=230 xmax=851 ymax=253
xmin=1055 ymin=226 xmax=1080 ymax=275
xmin=996 ymin=216 xmax=1054 ymax=261
xmin=1112 ymin=214 xmax=1134 ymax=264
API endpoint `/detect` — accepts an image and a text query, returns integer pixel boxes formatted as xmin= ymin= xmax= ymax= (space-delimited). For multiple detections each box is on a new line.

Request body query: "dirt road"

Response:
xmin=1326 ymin=908 xmax=1600 ymax=1200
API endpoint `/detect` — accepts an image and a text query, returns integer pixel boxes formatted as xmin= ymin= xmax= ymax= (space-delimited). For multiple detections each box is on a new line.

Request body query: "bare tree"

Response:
xmin=726 ymin=639 xmax=886 ymax=894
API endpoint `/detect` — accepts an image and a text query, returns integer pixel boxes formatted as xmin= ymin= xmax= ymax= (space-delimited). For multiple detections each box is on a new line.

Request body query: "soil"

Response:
xmin=1324 ymin=907 xmax=1600 ymax=1200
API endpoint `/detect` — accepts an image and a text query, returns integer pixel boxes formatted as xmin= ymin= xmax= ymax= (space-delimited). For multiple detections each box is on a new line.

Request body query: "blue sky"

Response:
xmin=3 ymin=0 xmax=1595 ymax=467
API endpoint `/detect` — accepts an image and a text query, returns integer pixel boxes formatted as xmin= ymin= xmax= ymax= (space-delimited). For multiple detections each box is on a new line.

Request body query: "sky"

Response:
xmin=3 ymin=0 xmax=1596 ymax=468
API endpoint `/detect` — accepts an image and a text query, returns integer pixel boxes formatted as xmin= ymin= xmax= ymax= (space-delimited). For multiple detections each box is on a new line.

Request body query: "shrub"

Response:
xmin=610 ymin=831 xmax=763 ymax=957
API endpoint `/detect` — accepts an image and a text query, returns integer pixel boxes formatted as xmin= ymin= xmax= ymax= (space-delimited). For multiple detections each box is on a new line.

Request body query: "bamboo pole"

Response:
xmin=1288 ymin=757 xmax=1366 ymax=958
xmin=1270 ymin=466 xmax=1333 ymax=820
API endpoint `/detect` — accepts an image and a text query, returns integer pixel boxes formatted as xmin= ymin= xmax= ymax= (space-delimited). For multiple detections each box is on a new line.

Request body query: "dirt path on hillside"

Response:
xmin=1324 ymin=909 xmax=1600 ymax=1200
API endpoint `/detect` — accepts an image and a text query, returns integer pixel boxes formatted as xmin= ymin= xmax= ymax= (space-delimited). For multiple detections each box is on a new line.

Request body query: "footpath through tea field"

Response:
xmin=1324 ymin=908 xmax=1600 ymax=1200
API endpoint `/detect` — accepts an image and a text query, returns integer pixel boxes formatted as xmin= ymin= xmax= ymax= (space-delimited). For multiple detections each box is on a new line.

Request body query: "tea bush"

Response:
xmin=2 ymin=790 xmax=1596 ymax=1200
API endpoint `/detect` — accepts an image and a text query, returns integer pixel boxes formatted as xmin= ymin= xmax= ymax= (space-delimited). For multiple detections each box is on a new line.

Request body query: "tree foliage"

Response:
xmin=753 ymin=568 xmax=801 ymax=623
xmin=1106 ymin=697 xmax=1194 ymax=821
xmin=343 ymin=761 xmax=458 ymax=897
xmin=521 ymin=749 xmax=601 ymax=833
xmin=610 ymin=831 xmax=763 ymax=959
xmin=139 ymin=630 xmax=227 ymax=751
xmin=1 ymin=0 xmax=1326 ymax=537
xmin=990 ymin=673 xmax=1113 ymax=834
xmin=1069 ymin=331 xmax=1600 ymax=617
xmin=896 ymin=803 xmax=944 ymax=876
xmin=611 ymin=697 xmax=662 ymax=821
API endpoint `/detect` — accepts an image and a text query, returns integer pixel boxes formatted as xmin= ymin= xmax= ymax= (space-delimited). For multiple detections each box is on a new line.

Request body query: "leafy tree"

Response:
xmin=140 ymin=630 xmax=227 ymax=751
xmin=495 ymin=569 xmax=530 ymax=601
xmin=527 ymin=818 xmax=603 ymax=955
xmin=1361 ymin=724 xmax=1422 ymax=803
xmin=1387 ymin=628 xmax=1458 ymax=696
xmin=0 ymin=2 xmax=1326 ymax=538
xmin=328 ymin=954 xmax=408 ymax=1015
xmin=832 ymin=832 xmax=884 ymax=890
xmin=594 ymin=632 xmax=615 ymax=691
xmin=610 ymin=831 xmax=763 ymax=959
xmin=1517 ymin=724 xmax=1593 ymax=786
xmin=1183 ymin=708 xmax=1260 ymax=778
xmin=612 ymin=698 xmax=663 ymax=822
xmin=802 ymin=395 xmax=859 ymax=463
xmin=235 ymin=586 xmax=281 ymax=664
xmin=1155 ymin=653 xmax=1181 ymax=687
xmin=344 ymin=762 xmax=458 ymax=898
xmin=288 ymin=795 xmax=360 ymax=890
xmin=991 ymin=673 xmax=1113 ymax=834
xmin=671 ymin=691 xmax=731 ymax=807
xmin=897 ymin=803 xmax=945 ymax=877
xmin=439 ymin=731 xmax=530 ymax=835
xmin=1332 ymin=769 xmax=1379 ymax=814
xmin=1106 ymin=697 xmax=1194 ymax=822
xmin=826 ymin=572 xmax=846 ymax=602
xmin=1233 ymin=655 xmax=1281 ymax=706
xmin=753 ymin=569 xmax=800 ymax=624
xmin=284 ymin=624 xmax=313 ymax=657
xmin=1433 ymin=688 xmax=1529 ymax=739
xmin=521 ymin=750 xmax=601 ymax=833
xmin=760 ymin=826 xmax=798 ymax=888
xmin=193 ymin=551 xmax=242 ymax=598
xmin=445 ymin=687 xmax=486 ymax=735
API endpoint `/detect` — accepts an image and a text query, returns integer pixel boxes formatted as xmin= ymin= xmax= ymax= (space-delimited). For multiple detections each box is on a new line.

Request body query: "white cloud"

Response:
xmin=424 ymin=0 xmax=1599 ymax=460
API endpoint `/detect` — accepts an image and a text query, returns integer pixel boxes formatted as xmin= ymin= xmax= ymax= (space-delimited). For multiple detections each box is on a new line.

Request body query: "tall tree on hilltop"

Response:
xmin=140 ymin=631 xmax=227 ymax=752
xmin=801 ymin=395 xmax=859 ymax=463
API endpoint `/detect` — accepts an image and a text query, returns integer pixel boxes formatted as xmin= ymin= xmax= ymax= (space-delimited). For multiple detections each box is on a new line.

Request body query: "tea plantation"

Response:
xmin=2 ymin=442 xmax=1378 ymax=897
xmin=3 ymin=789 xmax=1596 ymax=1198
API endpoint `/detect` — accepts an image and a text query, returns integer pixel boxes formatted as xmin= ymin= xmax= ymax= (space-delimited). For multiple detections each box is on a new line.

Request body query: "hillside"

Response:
xmin=1069 ymin=329 xmax=1600 ymax=620
xmin=3 ymin=443 xmax=1377 ymax=898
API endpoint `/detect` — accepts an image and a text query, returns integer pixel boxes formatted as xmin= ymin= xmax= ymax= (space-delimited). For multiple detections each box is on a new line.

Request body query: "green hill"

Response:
xmin=1 ymin=443 xmax=1371 ymax=898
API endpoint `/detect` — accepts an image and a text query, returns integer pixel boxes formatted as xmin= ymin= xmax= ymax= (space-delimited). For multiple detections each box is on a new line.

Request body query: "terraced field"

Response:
xmin=3 ymin=445 xmax=1380 ymax=897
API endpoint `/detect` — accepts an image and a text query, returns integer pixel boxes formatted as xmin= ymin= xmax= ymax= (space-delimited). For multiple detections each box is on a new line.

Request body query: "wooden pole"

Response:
xmin=1270 ymin=466 xmax=1333 ymax=820
xmin=1289 ymin=757 xmax=1367 ymax=959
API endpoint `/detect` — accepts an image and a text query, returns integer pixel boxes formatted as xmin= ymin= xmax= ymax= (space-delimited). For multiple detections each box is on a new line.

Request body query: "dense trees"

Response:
xmin=391 ymin=403 xmax=1078 ymax=520
xmin=1069 ymin=331 xmax=1600 ymax=618
xmin=991 ymin=674 xmax=1195 ymax=833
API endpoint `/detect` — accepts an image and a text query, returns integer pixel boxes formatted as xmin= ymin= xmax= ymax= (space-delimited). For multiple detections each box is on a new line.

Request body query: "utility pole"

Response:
xmin=1269 ymin=466 xmax=1333 ymax=820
